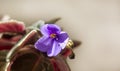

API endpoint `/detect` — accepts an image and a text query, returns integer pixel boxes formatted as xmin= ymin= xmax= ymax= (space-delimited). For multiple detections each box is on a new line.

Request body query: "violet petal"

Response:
xmin=47 ymin=41 xmax=62 ymax=57
xmin=40 ymin=24 xmax=61 ymax=36
xmin=34 ymin=37 xmax=53 ymax=52
xmin=40 ymin=24 xmax=49 ymax=37
xmin=47 ymin=24 xmax=61 ymax=34
xmin=59 ymin=38 xmax=69 ymax=49
xmin=57 ymin=32 xmax=69 ymax=43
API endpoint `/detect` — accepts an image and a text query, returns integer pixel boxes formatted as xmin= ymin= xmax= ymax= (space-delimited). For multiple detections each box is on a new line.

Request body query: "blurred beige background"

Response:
xmin=0 ymin=0 xmax=120 ymax=71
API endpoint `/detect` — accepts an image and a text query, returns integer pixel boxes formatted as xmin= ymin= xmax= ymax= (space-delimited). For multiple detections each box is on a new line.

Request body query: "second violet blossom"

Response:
xmin=34 ymin=24 xmax=69 ymax=57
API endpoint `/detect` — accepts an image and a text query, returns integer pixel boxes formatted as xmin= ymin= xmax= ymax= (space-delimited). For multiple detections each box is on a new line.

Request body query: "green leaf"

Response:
xmin=1 ymin=45 xmax=54 ymax=71
xmin=0 ymin=50 xmax=9 ymax=69
xmin=27 ymin=20 xmax=45 ymax=30
xmin=72 ymin=40 xmax=81 ymax=49
xmin=50 ymin=55 xmax=71 ymax=71
xmin=0 ymin=50 xmax=9 ymax=56
xmin=45 ymin=18 xmax=61 ymax=24
xmin=1 ymin=45 xmax=70 ymax=71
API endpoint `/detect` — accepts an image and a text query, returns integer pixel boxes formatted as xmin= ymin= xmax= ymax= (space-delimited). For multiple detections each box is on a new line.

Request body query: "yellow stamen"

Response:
xmin=50 ymin=34 xmax=56 ymax=38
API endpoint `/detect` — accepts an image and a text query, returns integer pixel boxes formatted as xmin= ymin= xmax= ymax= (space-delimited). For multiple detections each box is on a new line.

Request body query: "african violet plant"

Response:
xmin=0 ymin=16 xmax=81 ymax=71
xmin=35 ymin=24 xmax=69 ymax=57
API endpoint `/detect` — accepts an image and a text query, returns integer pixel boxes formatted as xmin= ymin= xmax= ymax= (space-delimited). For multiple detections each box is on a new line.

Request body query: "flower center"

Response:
xmin=50 ymin=33 xmax=56 ymax=38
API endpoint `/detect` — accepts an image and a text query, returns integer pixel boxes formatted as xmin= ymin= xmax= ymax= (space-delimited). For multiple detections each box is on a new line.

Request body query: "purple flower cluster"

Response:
xmin=35 ymin=24 xmax=69 ymax=57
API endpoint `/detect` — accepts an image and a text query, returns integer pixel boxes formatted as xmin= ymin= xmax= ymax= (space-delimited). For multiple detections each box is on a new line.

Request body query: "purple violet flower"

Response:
xmin=34 ymin=24 xmax=69 ymax=57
